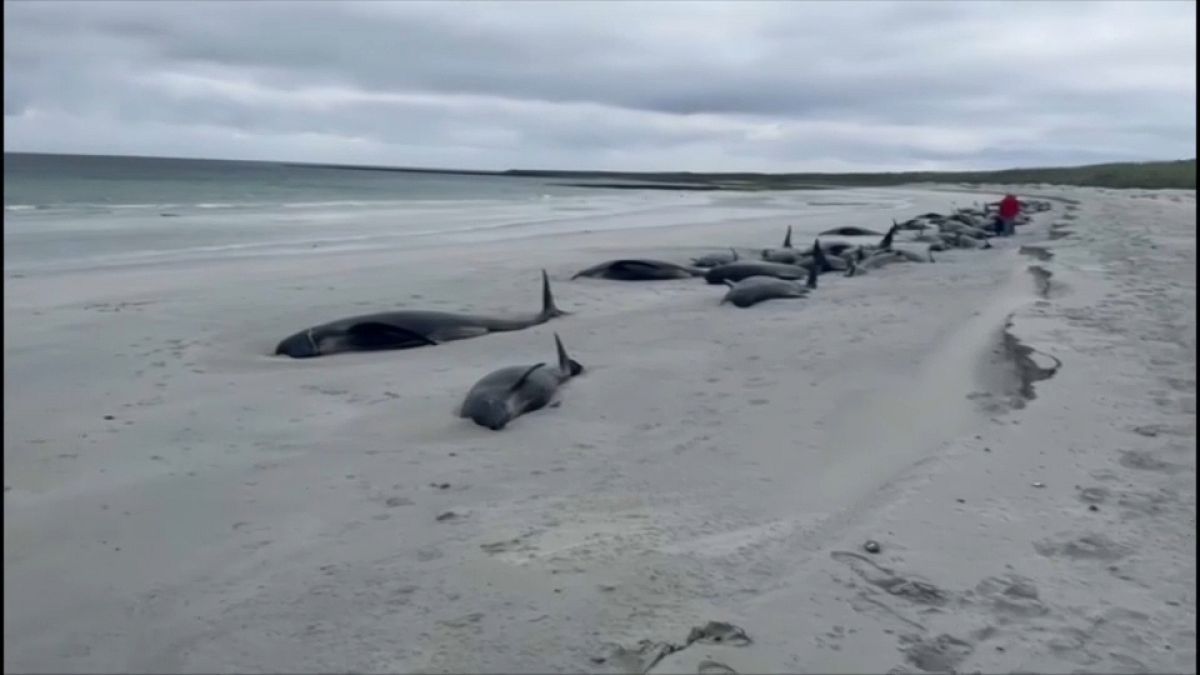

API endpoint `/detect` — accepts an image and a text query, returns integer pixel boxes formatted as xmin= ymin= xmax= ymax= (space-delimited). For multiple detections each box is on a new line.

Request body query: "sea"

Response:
xmin=4 ymin=153 xmax=907 ymax=275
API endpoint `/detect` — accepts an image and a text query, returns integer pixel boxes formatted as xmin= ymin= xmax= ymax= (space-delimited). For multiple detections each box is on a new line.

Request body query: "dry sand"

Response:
xmin=4 ymin=185 xmax=1195 ymax=673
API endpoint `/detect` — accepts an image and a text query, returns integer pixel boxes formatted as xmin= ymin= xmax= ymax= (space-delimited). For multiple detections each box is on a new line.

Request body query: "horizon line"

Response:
xmin=4 ymin=149 xmax=1195 ymax=178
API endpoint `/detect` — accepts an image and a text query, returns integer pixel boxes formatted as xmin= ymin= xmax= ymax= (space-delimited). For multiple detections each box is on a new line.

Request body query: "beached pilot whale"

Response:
xmin=458 ymin=333 xmax=584 ymax=430
xmin=761 ymin=226 xmax=803 ymax=263
xmin=721 ymin=260 xmax=818 ymax=308
xmin=819 ymin=226 xmax=884 ymax=237
xmin=819 ymin=240 xmax=856 ymax=258
xmin=854 ymin=222 xmax=899 ymax=257
xmin=704 ymin=259 xmax=809 ymax=285
xmin=845 ymin=246 xmax=935 ymax=276
xmin=274 ymin=270 xmax=567 ymax=358
xmin=797 ymin=239 xmax=853 ymax=274
xmin=571 ymin=259 xmax=703 ymax=281
xmin=690 ymin=248 xmax=740 ymax=268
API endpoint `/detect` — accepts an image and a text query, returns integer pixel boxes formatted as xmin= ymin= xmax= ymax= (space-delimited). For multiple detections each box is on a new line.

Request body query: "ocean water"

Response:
xmin=4 ymin=153 xmax=906 ymax=274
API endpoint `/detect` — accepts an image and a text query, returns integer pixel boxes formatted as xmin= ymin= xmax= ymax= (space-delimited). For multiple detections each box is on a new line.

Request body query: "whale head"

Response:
xmin=463 ymin=396 xmax=514 ymax=431
xmin=275 ymin=329 xmax=321 ymax=358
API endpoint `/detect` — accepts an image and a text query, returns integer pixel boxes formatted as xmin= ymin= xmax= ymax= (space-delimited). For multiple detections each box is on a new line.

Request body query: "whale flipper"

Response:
xmin=344 ymin=322 xmax=439 ymax=350
xmin=510 ymin=363 xmax=547 ymax=392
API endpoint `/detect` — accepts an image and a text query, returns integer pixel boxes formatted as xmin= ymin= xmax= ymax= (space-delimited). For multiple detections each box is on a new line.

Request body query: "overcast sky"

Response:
xmin=4 ymin=0 xmax=1196 ymax=172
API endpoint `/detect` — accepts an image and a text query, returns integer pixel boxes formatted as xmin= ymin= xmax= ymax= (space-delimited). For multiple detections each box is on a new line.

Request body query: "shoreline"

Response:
xmin=4 ymin=185 xmax=1195 ymax=673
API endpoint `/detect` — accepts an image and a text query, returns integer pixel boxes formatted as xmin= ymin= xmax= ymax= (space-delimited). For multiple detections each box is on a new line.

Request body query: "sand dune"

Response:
xmin=4 ymin=186 xmax=1194 ymax=673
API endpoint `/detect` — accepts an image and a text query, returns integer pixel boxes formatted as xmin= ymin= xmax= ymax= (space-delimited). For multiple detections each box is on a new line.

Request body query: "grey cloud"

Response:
xmin=4 ymin=0 xmax=1195 ymax=171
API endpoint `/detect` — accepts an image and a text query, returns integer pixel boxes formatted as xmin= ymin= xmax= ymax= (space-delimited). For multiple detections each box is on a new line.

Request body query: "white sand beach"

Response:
xmin=4 ymin=185 xmax=1195 ymax=673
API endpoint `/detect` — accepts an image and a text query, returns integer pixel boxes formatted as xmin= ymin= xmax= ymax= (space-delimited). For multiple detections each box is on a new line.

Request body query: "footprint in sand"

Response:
xmin=971 ymin=574 xmax=1048 ymax=619
xmin=898 ymin=633 xmax=974 ymax=673
xmin=415 ymin=546 xmax=443 ymax=562
xmin=1077 ymin=486 xmax=1111 ymax=504
xmin=1118 ymin=449 xmax=1182 ymax=472
xmin=1116 ymin=488 xmax=1180 ymax=518
xmin=1033 ymin=533 xmax=1132 ymax=562
xmin=697 ymin=660 xmax=738 ymax=675
xmin=831 ymin=551 xmax=951 ymax=606
xmin=599 ymin=640 xmax=677 ymax=673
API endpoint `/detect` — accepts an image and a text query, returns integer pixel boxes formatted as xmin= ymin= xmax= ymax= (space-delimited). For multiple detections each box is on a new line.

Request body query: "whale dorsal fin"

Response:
xmin=782 ymin=226 xmax=793 ymax=248
xmin=540 ymin=269 xmax=567 ymax=318
xmin=880 ymin=223 xmax=897 ymax=250
xmin=510 ymin=363 xmax=546 ymax=392
xmin=730 ymin=247 xmax=738 ymax=261
xmin=811 ymin=238 xmax=829 ymax=273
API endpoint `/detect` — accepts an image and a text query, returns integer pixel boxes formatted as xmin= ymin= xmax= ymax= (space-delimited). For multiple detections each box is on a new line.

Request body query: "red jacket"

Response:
xmin=999 ymin=195 xmax=1021 ymax=219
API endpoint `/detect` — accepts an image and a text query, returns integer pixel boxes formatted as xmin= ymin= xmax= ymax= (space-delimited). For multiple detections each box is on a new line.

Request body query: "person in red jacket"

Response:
xmin=996 ymin=193 xmax=1021 ymax=236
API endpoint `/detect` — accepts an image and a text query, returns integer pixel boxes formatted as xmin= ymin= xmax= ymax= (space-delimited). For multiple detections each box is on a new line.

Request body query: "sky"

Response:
xmin=3 ymin=0 xmax=1196 ymax=173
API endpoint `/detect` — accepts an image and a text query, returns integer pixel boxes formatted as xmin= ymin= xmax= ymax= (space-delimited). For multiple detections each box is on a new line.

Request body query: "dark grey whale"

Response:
xmin=571 ymin=259 xmax=703 ymax=281
xmin=691 ymin=248 xmax=740 ymax=268
xmin=762 ymin=226 xmax=802 ymax=263
xmin=819 ymin=226 xmax=883 ymax=237
xmin=458 ymin=333 xmax=584 ymax=430
xmin=721 ymin=260 xmax=817 ymax=308
xmin=704 ymin=260 xmax=809 ymax=285
xmin=274 ymin=270 xmax=567 ymax=358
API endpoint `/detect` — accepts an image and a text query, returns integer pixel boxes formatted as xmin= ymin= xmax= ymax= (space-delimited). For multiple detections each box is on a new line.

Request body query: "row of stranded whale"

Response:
xmin=275 ymin=198 xmax=1052 ymax=430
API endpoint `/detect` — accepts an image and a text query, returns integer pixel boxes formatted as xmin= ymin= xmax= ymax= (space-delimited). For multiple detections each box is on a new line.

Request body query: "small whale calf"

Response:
xmin=275 ymin=270 xmax=567 ymax=358
xmin=847 ymin=251 xmax=904 ymax=275
xmin=571 ymin=259 xmax=702 ymax=281
xmin=846 ymin=246 xmax=935 ymax=276
xmin=721 ymin=260 xmax=817 ymax=308
xmin=458 ymin=333 xmax=584 ymax=431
